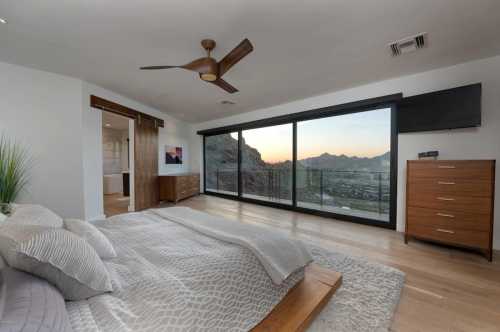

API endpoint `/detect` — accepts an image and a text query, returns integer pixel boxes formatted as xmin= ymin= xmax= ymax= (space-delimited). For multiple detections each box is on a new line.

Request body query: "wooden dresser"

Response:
xmin=405 ymin=160 xmax=495 ymax=261
xmin=159 ymin=173 xmax=200 ymax=203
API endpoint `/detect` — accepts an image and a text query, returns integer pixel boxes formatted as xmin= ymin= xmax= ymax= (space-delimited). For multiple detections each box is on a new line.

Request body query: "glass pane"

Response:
xmin=204 ymin=132 xmax=238 ymax=195
xmin=296 ymin=108 xmax=391 ymax=222
xmin=241 ymin=124 xmax=293 ymax=204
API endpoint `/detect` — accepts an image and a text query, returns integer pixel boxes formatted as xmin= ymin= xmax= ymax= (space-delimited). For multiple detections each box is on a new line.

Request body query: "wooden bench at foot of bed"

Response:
xmin=251 ymin=263 xmax=342 ymax=332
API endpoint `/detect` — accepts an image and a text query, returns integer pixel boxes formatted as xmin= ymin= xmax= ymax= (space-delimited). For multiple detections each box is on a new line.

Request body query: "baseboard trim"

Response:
xmin=88 ymin=214 xmax=106 ymax=221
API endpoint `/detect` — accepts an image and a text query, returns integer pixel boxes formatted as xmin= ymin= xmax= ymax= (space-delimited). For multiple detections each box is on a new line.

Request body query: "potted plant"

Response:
xmin=0 ymin=136 xmax=31 ymax=215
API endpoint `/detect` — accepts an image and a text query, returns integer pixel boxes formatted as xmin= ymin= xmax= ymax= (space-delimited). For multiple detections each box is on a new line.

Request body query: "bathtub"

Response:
xmin=103 ymin=174 xmax=123 ymax=194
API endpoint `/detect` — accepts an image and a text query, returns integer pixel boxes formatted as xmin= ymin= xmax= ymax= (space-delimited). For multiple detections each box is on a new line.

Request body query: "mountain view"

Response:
xmin=298 ymin=151 xmax=390 ymax=171
xmin=205 ymin=133 xmax=390 ymax=219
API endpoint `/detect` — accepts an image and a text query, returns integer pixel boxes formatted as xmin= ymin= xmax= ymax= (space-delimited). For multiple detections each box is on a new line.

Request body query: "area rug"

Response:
xmin=306 ymin=245 xmax=405 ymax=332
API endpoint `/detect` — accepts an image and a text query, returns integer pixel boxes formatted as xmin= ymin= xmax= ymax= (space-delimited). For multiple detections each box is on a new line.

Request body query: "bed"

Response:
xmin=1 ymin=206 xmax=341 ymax=332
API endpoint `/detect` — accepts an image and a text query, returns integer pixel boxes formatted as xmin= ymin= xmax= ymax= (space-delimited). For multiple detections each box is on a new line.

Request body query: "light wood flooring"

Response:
xmin=168 ymin=194 xmax=500 ymax=332
xmin=104 ymin=193 xmax=129 ymax=217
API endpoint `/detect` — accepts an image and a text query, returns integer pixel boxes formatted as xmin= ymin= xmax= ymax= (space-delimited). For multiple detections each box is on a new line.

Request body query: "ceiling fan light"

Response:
xmin=201 ymin=73 xmax=217 ymax=81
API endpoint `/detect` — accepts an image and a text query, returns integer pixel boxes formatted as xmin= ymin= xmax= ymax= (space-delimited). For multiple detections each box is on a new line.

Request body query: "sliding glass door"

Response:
xmin=296 ymin=108 xmax=391 ymax=222
xmin=241 ymin=124 xmax=293 ymax=204
xmin=204 ymin=132 xmax=238 ymax=195
xmin=202 ymin=101 xmax=396 ymax=228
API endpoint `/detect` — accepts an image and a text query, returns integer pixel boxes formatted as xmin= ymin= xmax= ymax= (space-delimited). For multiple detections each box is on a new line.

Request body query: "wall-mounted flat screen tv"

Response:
xmin=165 ymin=145 xmax=182 ymax=164
xmin=397 ymin=83 xmax=481 ymax=133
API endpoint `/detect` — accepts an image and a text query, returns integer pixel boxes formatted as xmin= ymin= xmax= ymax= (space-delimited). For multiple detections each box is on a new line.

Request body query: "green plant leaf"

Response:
xmin=0 ymin=135 xmax=31 ymax=204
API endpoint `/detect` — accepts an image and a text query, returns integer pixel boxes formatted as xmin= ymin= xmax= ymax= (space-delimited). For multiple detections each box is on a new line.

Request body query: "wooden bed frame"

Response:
xmin=251 ymin=263 xmax=342 ymax=332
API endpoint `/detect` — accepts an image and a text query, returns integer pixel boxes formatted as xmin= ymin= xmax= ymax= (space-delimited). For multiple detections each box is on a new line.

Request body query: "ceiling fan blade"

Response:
xmin=141 ymin=59 xmax=212 ymax=73
xmin=181 ymin=57 xmax=218 ymax=74
xmin=218 ymin=38 xmax=254 ymax=77
xmin=209 ymin=78 xmax=239 ymax=94
xmin=140 ymin=65 xmax=178 ymax=70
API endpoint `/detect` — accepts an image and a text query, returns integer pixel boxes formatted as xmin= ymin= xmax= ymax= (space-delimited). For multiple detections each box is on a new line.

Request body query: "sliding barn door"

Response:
xmin=134 ymin=116 xmax=159 ymax=210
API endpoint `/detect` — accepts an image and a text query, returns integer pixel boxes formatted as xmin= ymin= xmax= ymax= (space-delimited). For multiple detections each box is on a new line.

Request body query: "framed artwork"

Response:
xmin=165 ymin=145 xmax=182 ymax=164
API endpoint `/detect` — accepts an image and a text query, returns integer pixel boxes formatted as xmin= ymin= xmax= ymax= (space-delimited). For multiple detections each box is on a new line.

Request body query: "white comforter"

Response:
xmin=152 ymin=207 xmax=312 ymax=285
xmin=66 ymin=209 xmax=306 ymax=332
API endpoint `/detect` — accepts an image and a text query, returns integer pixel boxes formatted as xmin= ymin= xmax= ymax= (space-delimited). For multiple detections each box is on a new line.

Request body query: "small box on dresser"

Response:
xmin=405 ymin=160 xmax=495 ymax=261
xmin=159 ymin=173 xmax=200 ymax=203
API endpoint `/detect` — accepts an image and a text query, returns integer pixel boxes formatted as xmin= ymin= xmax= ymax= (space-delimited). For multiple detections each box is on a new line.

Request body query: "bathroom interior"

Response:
xmin=102 ymin=111 xmax=132 ymax=216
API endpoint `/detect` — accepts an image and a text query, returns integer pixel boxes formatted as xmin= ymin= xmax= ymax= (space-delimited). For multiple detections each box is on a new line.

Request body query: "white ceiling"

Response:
xmin=1 ymin=0 xmax=500 ymax=123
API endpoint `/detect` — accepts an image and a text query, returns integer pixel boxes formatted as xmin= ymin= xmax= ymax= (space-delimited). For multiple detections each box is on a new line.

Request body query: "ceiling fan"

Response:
xmin=140 ymin=38 xmax=254 ymax=94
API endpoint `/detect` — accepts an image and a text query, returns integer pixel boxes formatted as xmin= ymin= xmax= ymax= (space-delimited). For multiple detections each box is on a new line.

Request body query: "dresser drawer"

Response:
xmin=176 ymin=181 xmax=190 ymax=192
xmin=159 ymin=174 xmax=200 ymax=202
xmin=407 ymin=224 xmax=490 ymax=249
xmin=187 ymin=187 xmax=199 ymax=197
xmin=177 ymin=188 xmax=191 ymax=200
xmin=176 ymin=176 xmax=189 ymax=186
xmin=407 ymin=206 xmax=490 ymax=232
xmin=408 ymin=178 xmax=492 ymax=197
xmin=408 ymin=160 xmax=493 ymax=180
xmin=188 ymin=176 xmax=200 ymax=188
xmin=408 ymin=190 xmax=491 ymax=214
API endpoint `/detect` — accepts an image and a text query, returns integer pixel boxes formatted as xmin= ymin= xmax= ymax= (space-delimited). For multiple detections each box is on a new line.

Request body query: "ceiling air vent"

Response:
xmin=389 ymin=33 xmax=427 ymax=56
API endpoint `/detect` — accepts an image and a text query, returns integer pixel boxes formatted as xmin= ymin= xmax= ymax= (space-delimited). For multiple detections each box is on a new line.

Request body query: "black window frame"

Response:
xmin=203 ymin=131 xmax=239 ymax=196
xmin=200 ymin=93 xmax=401 ymax=230
xmin=240 ymin=123 xmax=294 ymax=205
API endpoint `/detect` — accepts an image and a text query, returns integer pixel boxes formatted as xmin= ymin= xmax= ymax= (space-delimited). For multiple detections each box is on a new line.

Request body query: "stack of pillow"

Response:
xmin=0 ymin=204 xmax=116 ymax=331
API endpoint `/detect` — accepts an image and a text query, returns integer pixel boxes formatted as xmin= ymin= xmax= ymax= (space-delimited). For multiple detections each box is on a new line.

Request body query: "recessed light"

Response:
xmin=0 ymin=18 xmax=7 ymax=24
xmin=105 ymin=123 xmax=111 ymax=127
xmin=220 ymin=100 xmax=235 ymax=105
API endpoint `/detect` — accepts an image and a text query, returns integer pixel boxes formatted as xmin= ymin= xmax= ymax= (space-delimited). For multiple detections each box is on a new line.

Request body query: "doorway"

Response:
xmin=102 ymin=111 xmax=134 ymax=216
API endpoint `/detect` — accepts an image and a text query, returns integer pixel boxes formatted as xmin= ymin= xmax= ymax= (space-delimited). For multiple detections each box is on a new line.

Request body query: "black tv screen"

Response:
xmin=397 ymin=83 xmax=481 ymax=133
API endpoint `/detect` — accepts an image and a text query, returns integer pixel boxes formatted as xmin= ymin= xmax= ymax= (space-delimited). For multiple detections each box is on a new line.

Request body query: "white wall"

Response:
xmin=0 ymin=61 xmax=192 ymax=221
xmin=0 ymin=62 xmax=86 ymax=218
xmin=102 ymin=127 xmax=128 ymax=175
xmin=120 ymin=129 xmax=129 ymax=172
xmin=158 ymin=117 xmax=191 ymax=176
xmin=81 ymin=82 xmax=192 ymax=220
xmin=192 ymin=55 xmax=500 ymax=249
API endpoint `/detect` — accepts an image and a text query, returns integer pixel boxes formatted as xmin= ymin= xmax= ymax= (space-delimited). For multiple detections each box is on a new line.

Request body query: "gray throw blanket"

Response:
xmin=152 ymin=206 xmax=313 ymax=285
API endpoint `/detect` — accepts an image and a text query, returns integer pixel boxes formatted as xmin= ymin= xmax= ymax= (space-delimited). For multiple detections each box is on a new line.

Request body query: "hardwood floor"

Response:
xmin=170 ymin=194 xmax=500 ymax=332
xmin=104 ymin=193 xmax=129 ymax=217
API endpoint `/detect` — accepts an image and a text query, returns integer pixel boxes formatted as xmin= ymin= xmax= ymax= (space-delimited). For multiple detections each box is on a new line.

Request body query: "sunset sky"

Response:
xmin=240 ymin=108 xmax=391 ymax=163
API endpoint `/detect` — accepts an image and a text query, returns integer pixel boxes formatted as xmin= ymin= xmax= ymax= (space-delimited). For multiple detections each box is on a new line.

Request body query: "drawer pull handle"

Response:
xmin=438 ymin=181 xmax=455 ymax=185
xmin=438 ymin=165 xmax=456 ymax=169
xmin=436 ymin=213 xmax=455 ymax=218
xmin=437 ymin=197 xmax=455 ymax=201
xmin=436 ymin=228 xmax=455 ymax=234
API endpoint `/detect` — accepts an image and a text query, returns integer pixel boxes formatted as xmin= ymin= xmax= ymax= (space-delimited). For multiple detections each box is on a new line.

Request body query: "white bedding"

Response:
xmin=152 ymin=207 xmax=312 ymax=285
xmin=66 ymin=210 xmax=305 ymax=332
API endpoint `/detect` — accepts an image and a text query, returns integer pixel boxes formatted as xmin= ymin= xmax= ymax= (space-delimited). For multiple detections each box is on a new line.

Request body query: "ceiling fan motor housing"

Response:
xmin=199 ymin=57 xmax=218 ymax=81
xmin=200 ymin=39 xmax=218 ymax=81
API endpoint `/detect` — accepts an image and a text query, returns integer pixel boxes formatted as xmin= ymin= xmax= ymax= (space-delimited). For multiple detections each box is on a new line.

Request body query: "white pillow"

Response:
xmin=5 ymin=204 xmax=63 ymax=228
xmin=64 ymin=219 xmax=117 ymax=259
xmin=0 ymin=224 xmax=113 ymax=300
